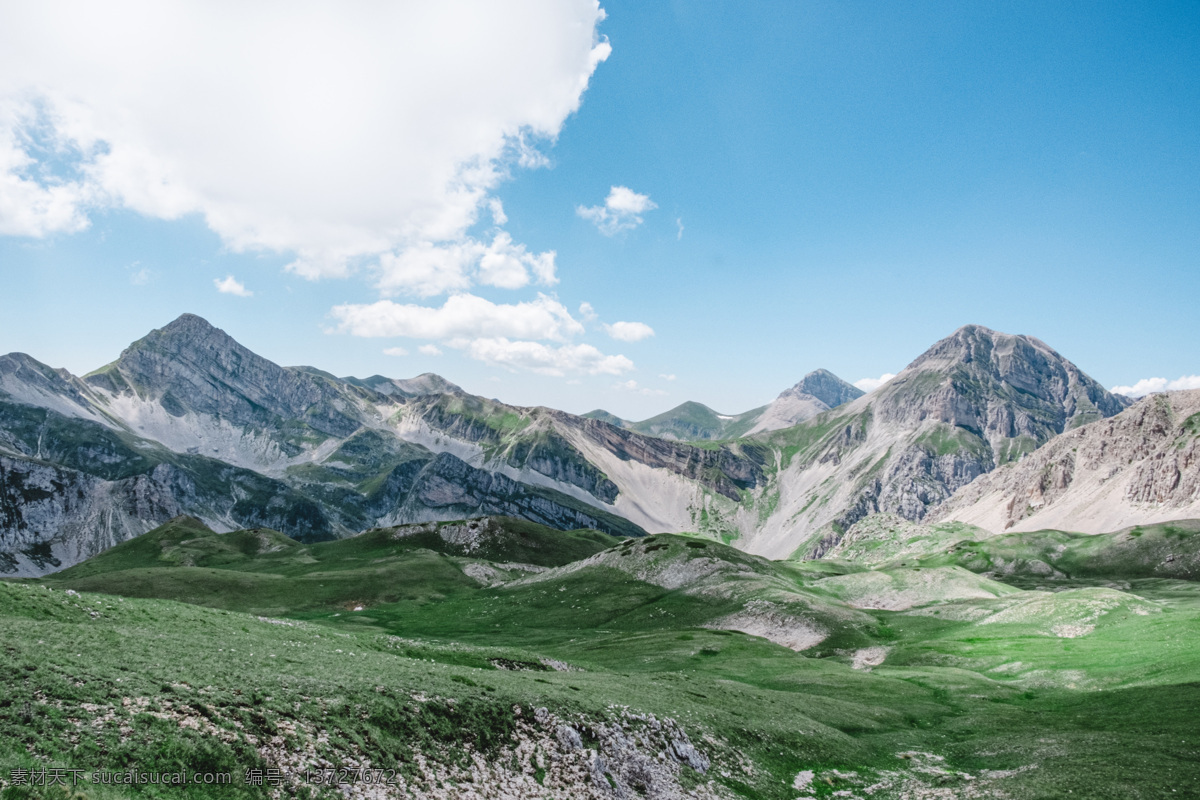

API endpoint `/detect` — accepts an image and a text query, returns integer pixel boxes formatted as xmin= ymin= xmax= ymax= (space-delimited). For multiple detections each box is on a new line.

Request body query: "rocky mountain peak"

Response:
xmin=872 ymin=324 xmax=1130 ymax=449
xmin=780 ymin=369 xmax=864 ymax=409
xmin=84 ymin=313 xmax=361 ymax=436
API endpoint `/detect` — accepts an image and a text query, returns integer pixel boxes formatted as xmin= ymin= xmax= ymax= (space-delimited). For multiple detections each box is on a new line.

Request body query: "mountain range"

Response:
xmin=4 ymin=313 xmax=1195 ymax=576
xmin=583 ymin=368 xmax=865 ymax=441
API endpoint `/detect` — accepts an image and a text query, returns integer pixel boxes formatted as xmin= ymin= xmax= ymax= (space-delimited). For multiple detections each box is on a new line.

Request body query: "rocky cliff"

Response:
xmin=737 ymin=326 xmax=1132 ymax=559
xmin=745 ymin=369 xmax=865 ymax=436
xmin=934 ymin=389 xmax=1200 ymax=533
xmin=0 ymin=315 xmax=1158 ymax=573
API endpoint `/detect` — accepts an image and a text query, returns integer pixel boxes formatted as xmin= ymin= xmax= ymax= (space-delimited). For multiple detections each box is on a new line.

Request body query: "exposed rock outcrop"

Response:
xmin=934 ymin=390 xmax=1200 ymax=533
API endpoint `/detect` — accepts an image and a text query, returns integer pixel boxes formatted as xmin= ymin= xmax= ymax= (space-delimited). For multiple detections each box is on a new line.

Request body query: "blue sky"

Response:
xmin=1 ymin=1 xmax=1197 ymax=418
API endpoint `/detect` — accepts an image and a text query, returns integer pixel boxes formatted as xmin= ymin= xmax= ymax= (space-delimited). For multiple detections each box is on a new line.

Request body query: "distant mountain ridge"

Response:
xmin=0 ymin=314 xmax=1163 ymax=575
xmin=587 ymin=368 xmax=864 ymax=442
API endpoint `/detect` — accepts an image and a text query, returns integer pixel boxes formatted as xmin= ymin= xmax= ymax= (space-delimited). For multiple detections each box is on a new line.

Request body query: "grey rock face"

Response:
xmin=0 ymin=456 xmax=179 ymax=576
xmin=383 ymin=452 xmax=644 ymax=538
xmin=86 ymin=314 xmax=365 ymax=437
xmin=771 ymin=326 xmax=1135 ymax=558
xmin=556 ymin=724 xmax=583 ymax=751
xmin=782 ymin=368 xmax=864 ymax=409
xmin=875 ymin=324 xmax=1129 ymax=450
xmin=562 ymin=413 xmax=767 ymax=501
xmin=935 ymin=389 xmax=1200 ymax=532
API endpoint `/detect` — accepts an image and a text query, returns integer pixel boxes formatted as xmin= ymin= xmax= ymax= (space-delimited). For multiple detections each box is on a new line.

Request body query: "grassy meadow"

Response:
xmin=1 ymin=516 xmax=1198 ymax=798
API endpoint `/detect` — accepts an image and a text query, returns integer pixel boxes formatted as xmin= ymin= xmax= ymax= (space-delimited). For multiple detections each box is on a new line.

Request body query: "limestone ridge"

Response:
xmin=873 ymin=324 xmax=1129 ymax=446
xmin=741 ymin=325 xmax=1133 ymax=560
xmin=745 ymin=369 xmax=865 ymax=436
xmin=618 ymin=369 xmax=863 ymax=442
xmin=786 ymin=369 xmax=864 ymax=409
xmin=0 ymin=313 xmax=767 ymax=574
xmin=84 ymin=314 xmax=367 ymax=437
xmin=0 ymin=315 xmax=1156 ymax=572
xmin=934 ymin=389 xmax=1200 ymax=533
xmin=343 ymin=372 xmax=465 ymax=398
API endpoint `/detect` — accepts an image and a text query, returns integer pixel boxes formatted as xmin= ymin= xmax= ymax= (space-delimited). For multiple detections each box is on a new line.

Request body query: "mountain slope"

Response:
xmin=934 ymin=389 xmax=1200 ymax=533
xmin=626 ymin=400 xmax=760 ymax=441
xmin=615 ymin=369 xmax=862 ymax=442
xmin=0 ymin=316 xmax=1147 ymax=574
xmin=744 ymin=369 xmax=865 ymax=436
xmin=735 ymin=325 xmax=1131 ymax=558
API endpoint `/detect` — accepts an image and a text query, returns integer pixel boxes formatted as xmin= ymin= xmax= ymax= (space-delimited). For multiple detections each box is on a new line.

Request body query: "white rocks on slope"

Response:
xmin=935 ymin=390 xmax=1200 ymax=533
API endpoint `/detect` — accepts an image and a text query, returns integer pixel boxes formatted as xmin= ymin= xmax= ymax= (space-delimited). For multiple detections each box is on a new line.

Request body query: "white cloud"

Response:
xmin=331 ymin=293 xmax=584 ymax=341
xmin=604 ymin=321 xmax=655 ymax=342
xmin=477 ymin=232 xmax=557 ymax=290
xmin=214 ymin=275 xmax=252 ymax=297
xmin=0 ymin=1 xmax=610 ymax=281
xmin=613 ymin=379 xmax=666 ymax=396
xmin=382 ymin=346 xmax=409 ymax=357
xmin=1111 ymin=375 xmax=1200 ymax=398
xmin=418 ymin=344 xmax=443 ymax=357
xmin=487 ymin=198 xmax=508 ymax=226
xmin=578 ymin=301 xmax=598 ymax=322
xmin=373 ymin=232 xmax=557 ymax=298
xmin=577 ymin=185 xmax=657 ymax=235
xmin=675 ymin=217 xmax=684 ymax=240
xmin=659 ymin=373 xmax=676 ymax=381
xmin=854 ymin=373 xmax=896 ymax=393
xmin=128 ymin=262 xmax=151 ymax=285
xmin=462 ymin=338 xmax=632 ymax=377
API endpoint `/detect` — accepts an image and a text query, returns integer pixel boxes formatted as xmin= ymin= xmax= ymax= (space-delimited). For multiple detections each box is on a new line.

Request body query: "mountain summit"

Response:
xmin=740 ymin=325 xmax=1133 ymax=558
xmin=871 ymin=324 xmax=1129 ymax=452
xmin=745 ymin=369 xmax=865 ymax=435
xmin=0 ymin=315 xmax=1164 ymax=576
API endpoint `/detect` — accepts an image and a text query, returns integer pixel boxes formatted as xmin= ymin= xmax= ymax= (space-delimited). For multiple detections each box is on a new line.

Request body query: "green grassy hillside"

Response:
xmin=911 ymin=519 xmax=1200 ymax=583
xmin=4 ymin=517 xmax=1200 ymax=798
xmin=41 ymin=516 xmax=621 ymax=616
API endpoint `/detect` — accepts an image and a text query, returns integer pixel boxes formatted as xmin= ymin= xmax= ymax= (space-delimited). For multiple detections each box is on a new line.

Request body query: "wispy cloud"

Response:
xmin=854 ymin=373 xmax=895 ymax=393
xmin=214 ymin=275 xmax=252 ymax=297
xmin=418 ymin=344 xmax=443 ymax=357
xmin=464 ymin=338 xmax=632 ymax=377
xmin=128 ymin=262 xmax=151 ymax=285
xmin=577 ymin=186 xmax=657 ymax=235
xmin=383 ymin=346 xmax=409 ymax=357
xmin=1111 ymin=375 xmax=1200 ymax=398
xmin=675 ymin=217 xmax=684 ymax=240
xmin=613 ymin=379 xmax=667 ymax=396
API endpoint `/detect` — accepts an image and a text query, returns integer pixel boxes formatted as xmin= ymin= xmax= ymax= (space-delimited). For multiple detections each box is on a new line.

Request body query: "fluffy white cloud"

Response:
xmin=463 ymin=338 xmax=632 ymax=376
xmin=214 ymin=275 xmax=252 ymax=297
xmin=477 ymin=232 xmax=558 ymax=290
xmin=604 ymin=321 xmax=654 ymax=342
xmin=1111 ymin=375 xmax=1200 ymax=398
xmin=577 ymin=185 xmax=657 ymax=235
xmin=0 ymin=1 xmax=609 ymax=280
xmin=418 ymin=344 xmax=443 ymax=357
xmin=383 ymin=346 xmax=409 ymax=357
xmin=331 ymin=293 xmax=584 ymax=342
xmin=578 ymin=301 xmax=598 ymax=322
xmin=0 ymin=103 xmax=95 ymax=237
xmin=373 ymin=232 xmax=557 ymax=298
xmin=854 ymin=373 xmax=896 ymax=393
